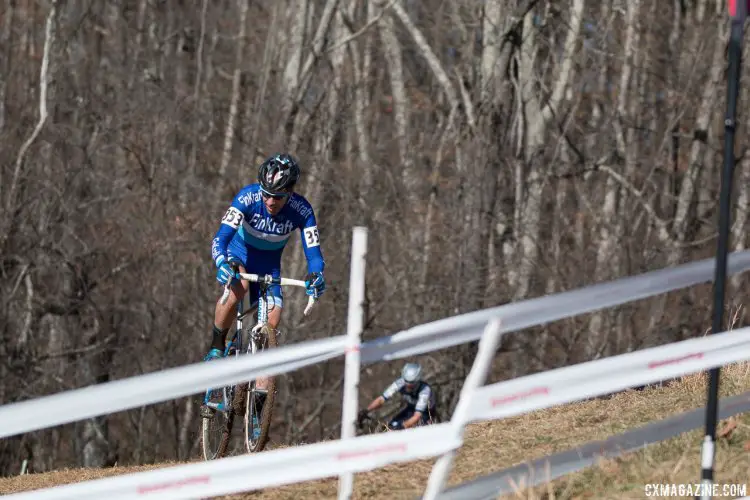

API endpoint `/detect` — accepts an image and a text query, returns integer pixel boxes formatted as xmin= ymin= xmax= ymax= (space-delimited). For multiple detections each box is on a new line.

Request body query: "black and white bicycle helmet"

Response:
xmin=402 ymin=363 xmax=422 ymax=383
xmin=258 ymin=153 xmax=301 ymax=195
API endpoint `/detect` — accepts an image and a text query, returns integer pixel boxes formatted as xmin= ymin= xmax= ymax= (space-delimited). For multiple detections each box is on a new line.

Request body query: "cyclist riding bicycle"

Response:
xmin=358 ymin=363 xmax=437 ymax=430
xmin=204 ymin=153 xmax=326 ymax=401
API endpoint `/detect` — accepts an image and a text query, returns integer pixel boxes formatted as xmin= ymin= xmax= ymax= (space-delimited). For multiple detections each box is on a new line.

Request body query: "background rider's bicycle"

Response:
xmin=357 ymin=406 xmax=440 ymax=436
xmin=200 ymin=268 xmax=315 ymax=460
xmin=356 ymin=412 xmax=391 ymax=435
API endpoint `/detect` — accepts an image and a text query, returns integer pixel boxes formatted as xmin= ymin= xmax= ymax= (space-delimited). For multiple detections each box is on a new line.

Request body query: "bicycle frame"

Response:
xmin=202 ymin=273 xmax=315 ymax=413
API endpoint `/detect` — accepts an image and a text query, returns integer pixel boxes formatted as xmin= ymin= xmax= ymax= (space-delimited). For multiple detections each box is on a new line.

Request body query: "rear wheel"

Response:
xmin=245 ymin=326 xmax=277 ymax=452
xmin=201 ymin=388 xmax=235 ymax=460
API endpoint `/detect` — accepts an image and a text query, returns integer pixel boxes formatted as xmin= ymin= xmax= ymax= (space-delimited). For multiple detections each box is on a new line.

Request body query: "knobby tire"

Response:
xmin=245 ymin=325 xmax=277 ymax=453
xmin=201 ymin=398 xmax=235 ymax=460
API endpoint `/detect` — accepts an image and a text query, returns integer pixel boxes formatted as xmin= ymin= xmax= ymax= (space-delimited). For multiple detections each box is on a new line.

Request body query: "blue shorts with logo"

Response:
xmin=226 ymin=239 xmax=284 ymax=309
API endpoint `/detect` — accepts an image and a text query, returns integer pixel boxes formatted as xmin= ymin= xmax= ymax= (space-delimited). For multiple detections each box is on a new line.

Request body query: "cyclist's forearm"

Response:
xmin=403 ymin=412 xmax=421 ymax=429
xmin=304 ymin=250 xmax=325 ymax=274
xmin=211 ymin=232 xmax=235 ymax=266
xmin=367 ymin=396 xmax=385 ymax=411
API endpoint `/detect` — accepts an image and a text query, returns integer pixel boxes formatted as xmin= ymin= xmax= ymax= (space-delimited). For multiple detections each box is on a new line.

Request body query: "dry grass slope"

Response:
xmin=2 ymin=363 xmax=749 ymax=499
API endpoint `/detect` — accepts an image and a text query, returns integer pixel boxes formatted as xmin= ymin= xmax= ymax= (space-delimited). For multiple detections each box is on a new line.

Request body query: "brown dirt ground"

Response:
xmin=2 ymin=363 xmax=749 ymax=499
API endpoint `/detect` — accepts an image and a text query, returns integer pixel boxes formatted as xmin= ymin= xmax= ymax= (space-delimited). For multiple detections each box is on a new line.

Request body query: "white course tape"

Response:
xmin=0 ymin=335 xmax=347 ymax=439
xmin=3 ymin=252 xmax=750 ymax=447
xmin=360 ymin=250 xmax=750 ymax=363
xmin=5 ymin=423 xmax=460 ymax=500
xmin=470 ymin=326 xmax=750 ymax=422
xmin=13 ymin=328 xmax=750 ymax=500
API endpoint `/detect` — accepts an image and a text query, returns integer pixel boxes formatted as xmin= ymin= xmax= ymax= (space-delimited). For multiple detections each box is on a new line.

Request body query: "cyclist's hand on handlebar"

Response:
xmin=305 ymin=272 xmax=326 ymax=298
xmin=357 ymin=409 xmax=370 ymax=426
xmin=216 ymin=258 xmax=239 ymax=286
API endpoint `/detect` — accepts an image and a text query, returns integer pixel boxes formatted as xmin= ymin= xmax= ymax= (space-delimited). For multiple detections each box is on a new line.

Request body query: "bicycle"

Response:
xmin=356 ymin=405 xmax=440 ymax=436
xmin=356 ymin=412 xmax=391 ymax=435
xmin=200 ymin=267 xmax=315 ymax=460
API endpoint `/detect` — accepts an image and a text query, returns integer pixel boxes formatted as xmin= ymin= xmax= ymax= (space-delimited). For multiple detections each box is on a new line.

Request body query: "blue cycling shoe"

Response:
xmin=203 ymin=348 xmax=223 ymax=362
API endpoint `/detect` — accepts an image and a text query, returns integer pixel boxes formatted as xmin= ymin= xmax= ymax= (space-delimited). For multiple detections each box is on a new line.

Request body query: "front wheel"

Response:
xmin=200 ymin=389 xmax=235 ymax=460
xmin=245 ymin=326 xmax=277 ymax=452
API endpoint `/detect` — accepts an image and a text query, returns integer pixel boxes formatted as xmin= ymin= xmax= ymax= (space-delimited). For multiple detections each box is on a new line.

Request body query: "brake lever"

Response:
xmin=303 ymin=295 xmax=316 ymax=316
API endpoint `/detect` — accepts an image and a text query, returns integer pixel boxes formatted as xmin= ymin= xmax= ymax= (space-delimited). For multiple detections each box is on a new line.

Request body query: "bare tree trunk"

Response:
xmin=218 ymin=0 xmax=249 ymax=178
xmin=480 ymin=0 xmax=503 ymax=106
xmin=587 ymin=0 xmax=639 ymax=359
xmin=0 ymin=0 xmax=14 ymax=133
xmin=377 ymin=0 xmax=411 ymax=195
xmin=1 ymin=0 xmax=58 ymax=252
xmin=177 ymin=397 xmax=194 ymax=460
xmin=127 ymin=0 xmax=149 ymax=90
xmin=307 ymin=8 xmax=347 ymax=210
xmin=479 ymin=0 xmax=514 ymax=300
xmin=345 ymin=1 xmax=373 ymax=207
xmin=182 ymin=0 xmax=209 ymax=207
xmin=286 ymin=2 xmax=344 ymax=314
xmin=668 ymin=14 xmax=725 ymax=264
xmin=501 ymin=0 xmax=583 ymax=376
xmin=661 ymin=0 xmax=684 ymax=217
xmin=389 ymin=0 xmax=471 ymax=317
xmin=246 ymin=2 xmax=281 ymax=159
xmin=282 ymin=0 xmax=341 ymax=148
xmin=513 ymin=0 xmax=583 ymax=302
xmin=419 ymin=110 xmax=456 ymax=303
xmin=278 ymin=0 xmax=307 ymax=144
xmin=730 ymin=157 xmax=750 ymax=285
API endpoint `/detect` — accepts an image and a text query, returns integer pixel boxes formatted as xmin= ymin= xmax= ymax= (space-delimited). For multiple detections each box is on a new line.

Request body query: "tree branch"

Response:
xmin=389 ymin=1 xmax=462 ymax=117
xmin=454 ymin=67 xmax=476 ymax=130
xmin=541 ymin=0 xmax=584 ymax=123
xmin=294 ymin=377 xmax=344 ymax=437
xmin=292 ymin=0 xmax=342 ymax=108
xmin=2 ymin=0 xmax=58 ymax=249
xmin=329 ymin=0 xmax=396 ymax=55
xmin=598 ymin=165 xmax=673 ymax=245
xmin=36 ymin=334 xmax=116 ymax=362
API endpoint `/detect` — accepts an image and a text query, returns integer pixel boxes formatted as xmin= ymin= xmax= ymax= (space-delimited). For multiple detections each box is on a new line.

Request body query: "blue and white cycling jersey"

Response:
xmin=211 ymin=183 xmax=325 ymax=284
xmin=382 ymin=378 xmax=436 ymax=414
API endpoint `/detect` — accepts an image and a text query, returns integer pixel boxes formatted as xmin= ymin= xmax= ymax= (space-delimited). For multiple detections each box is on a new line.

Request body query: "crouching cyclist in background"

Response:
xmin=358 ymin=363 xmax=437 ymax=430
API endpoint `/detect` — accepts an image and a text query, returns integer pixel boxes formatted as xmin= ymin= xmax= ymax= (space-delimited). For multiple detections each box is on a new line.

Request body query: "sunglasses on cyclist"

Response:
xmin=260 ymin=189 xmax=290 ymax=200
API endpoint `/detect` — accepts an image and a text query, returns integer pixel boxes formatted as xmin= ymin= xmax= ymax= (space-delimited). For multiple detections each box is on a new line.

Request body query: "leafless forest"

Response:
xmin=1 ymin=0 xmax=749 ymax=476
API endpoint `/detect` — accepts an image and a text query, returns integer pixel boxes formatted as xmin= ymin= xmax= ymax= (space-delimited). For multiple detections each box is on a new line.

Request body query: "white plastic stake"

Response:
xmin=422 ymin=318 xmax=504 ymax=500
xmin=338 ymin=227 xmax=368 ymax=500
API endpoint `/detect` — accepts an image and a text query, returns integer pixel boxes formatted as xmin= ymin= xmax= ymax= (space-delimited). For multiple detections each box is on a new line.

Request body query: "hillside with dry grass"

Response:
xmin=2 ymin=363 xmax=749 ymax=499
